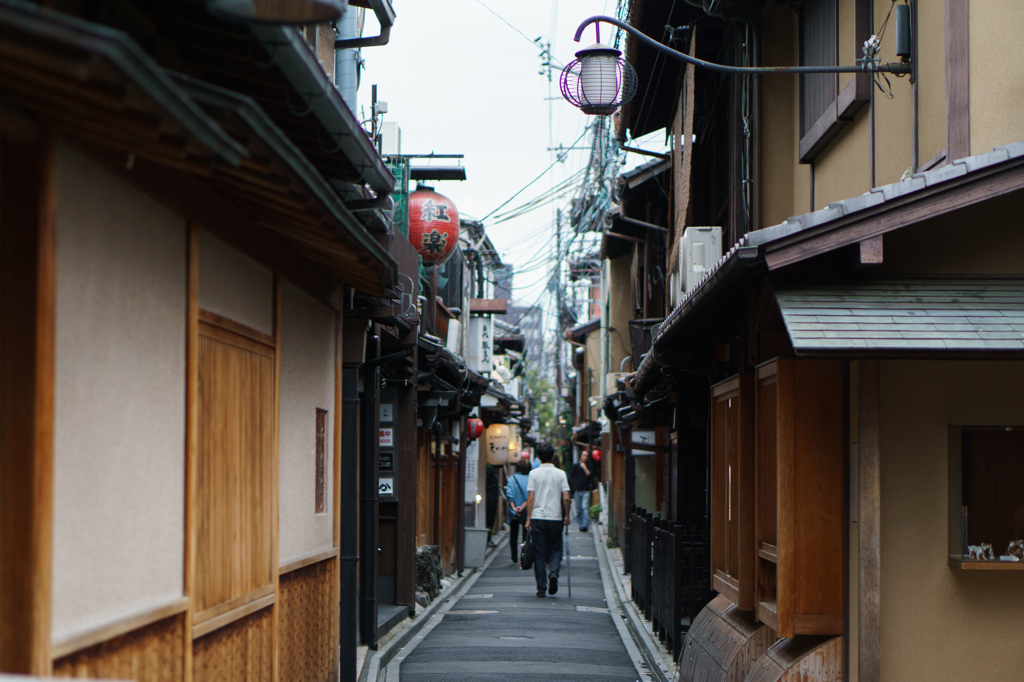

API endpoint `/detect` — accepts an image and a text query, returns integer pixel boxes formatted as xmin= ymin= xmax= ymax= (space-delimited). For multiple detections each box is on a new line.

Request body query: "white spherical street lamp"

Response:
xmin=560 ymin=42 xmax=637 ymax=116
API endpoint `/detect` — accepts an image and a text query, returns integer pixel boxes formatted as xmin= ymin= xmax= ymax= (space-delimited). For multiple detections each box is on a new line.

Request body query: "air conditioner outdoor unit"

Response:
xmin=680 ymin=226 xmax=722 ymax=295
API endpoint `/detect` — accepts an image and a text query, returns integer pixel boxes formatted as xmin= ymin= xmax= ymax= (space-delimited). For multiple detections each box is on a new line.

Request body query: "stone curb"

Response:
xmin=593 ymin=522 xmax=677 ymax=682
xmin=356 ymin=531 xmax=508 ymax=682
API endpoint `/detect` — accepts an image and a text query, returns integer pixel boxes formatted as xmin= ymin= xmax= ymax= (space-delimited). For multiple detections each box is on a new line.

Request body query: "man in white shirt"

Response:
xmin=525 ymin=443 xmax=570 ymax=598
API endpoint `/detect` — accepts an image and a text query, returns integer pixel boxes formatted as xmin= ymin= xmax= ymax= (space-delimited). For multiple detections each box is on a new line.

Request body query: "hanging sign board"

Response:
xmin=379 ymin=428 xmax=394 ymax=448
xmin=631 ymin=429 xmax=656 ymax=457
xmin=379 ymin=477 xmax=395 ymax=496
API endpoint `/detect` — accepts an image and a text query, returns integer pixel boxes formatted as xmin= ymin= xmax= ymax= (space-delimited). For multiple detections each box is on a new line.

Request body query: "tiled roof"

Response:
xmin=635 ymin=138 xmax=1024 ymax=390
xmin=777 ymin=280 xmax=1024 ymax=354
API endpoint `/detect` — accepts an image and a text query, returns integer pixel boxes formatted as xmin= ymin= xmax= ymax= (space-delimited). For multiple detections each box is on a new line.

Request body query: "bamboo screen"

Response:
xmin=196 ymin=325 xmax=275 ymax=614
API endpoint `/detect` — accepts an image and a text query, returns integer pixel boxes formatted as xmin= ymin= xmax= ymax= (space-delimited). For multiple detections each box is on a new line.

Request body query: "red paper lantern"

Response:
xmin=408 ymin=188 xmax=459 ymax=265
xmin=591 ymin=448 xmax=602 ymax=462
xmin=467 ymin=418 xmax=484 ymax=440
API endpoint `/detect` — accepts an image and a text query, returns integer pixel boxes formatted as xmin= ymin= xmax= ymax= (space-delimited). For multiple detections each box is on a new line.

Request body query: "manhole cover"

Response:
xmin=498 ymin=636 xmax=534 ymax=640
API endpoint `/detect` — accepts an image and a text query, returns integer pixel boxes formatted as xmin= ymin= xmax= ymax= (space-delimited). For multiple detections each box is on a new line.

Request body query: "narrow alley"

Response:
xmin=389 ymin=521 xmax=645 ymax=682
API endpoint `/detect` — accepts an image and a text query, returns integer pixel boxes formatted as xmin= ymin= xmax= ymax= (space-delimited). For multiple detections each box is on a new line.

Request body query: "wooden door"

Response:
xmin=195 ymin=322 xmax=275 ymax=618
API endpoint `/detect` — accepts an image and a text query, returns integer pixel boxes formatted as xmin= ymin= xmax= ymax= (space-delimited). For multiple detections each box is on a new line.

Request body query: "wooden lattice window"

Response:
xmin=316 ymin=408 xmax=327 ymax=514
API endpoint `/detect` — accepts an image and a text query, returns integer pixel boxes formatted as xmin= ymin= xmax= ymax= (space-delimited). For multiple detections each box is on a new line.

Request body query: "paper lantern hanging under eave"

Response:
xmin=485 ymin=423 xmax=510 ymax=465
xmin=508 ymin=424 xmax=521 ymax=464
xmin=409 ymin=188 xmax=459 ymax=266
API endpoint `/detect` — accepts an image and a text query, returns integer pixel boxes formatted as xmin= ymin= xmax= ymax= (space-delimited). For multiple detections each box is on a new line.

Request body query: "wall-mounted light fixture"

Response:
xmin=562 ymin=15 xmax=913 ymax=115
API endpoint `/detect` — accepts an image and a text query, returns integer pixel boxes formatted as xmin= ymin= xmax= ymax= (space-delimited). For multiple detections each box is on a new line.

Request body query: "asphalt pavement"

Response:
xmin=395 ymin=520 xmax=642 ymax=682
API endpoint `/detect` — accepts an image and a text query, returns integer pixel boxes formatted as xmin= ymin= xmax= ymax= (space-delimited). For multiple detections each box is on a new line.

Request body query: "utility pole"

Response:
xmin=554 ymin=208 xmax=564 ymax=462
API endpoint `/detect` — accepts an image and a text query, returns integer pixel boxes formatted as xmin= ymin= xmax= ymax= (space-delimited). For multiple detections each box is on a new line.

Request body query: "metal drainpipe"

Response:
xmin=360 ymin=334 xmax=380 ymax=648
xmin=334 ymin=7 xmax=361 ymax=111
xmin=340 ymin=368 xmax=360 ymax=680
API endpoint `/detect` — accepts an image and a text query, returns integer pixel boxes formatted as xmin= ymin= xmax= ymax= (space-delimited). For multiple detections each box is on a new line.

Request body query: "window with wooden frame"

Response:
xmin=711 ymin=374 xmax=755 ymax=610
xmin=754 ymin=358 xmax=844 ymax=638
xmin=798 ymin=0 xmax=872 ymax=162
xmin=948 ymin=427 xmax=1024 ymax=570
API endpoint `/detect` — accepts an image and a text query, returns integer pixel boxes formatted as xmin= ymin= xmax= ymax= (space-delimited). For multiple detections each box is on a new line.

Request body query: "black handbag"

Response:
xmin=519 ymin=529 xmax=535 ymax=570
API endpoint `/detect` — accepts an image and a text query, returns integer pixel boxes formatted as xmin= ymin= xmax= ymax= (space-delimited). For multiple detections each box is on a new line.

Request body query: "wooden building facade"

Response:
xmin=0 ymin=1 xmax=402 ymax=680
xmin=603 ymin=0 xmax=1024 ymax=679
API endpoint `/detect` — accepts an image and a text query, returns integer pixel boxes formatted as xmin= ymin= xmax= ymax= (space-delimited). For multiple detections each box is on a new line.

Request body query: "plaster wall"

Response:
xmin=871 ymin=0 xmax=914 ymax=187
xmin=605 ymin=254 xmax=632 ymax=374
xmin=813 ymin=107 xmax=871 ymax=210
xmin=969 ymin=0 xmax=1024 ymax=156
xmin=278 ymin=281 xmax=336 ymax=563
xmin=52 ymin=142 xmax=186 ymax=640
xmin=198 ymin=229 xmax=273 ymax=335
xmin=877 ymin=360 xmax=1024 ymax=681
xmin=758 ymin=6 xmax=809 ymax=229
xmin=917 ymin=0 xmax=946 ymax=165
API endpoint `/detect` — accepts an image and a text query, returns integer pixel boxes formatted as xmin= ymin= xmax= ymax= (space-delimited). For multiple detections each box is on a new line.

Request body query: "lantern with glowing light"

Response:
xmin=508 ymin=425 xmax=521 ymax=464
xmin=484 ymin=424 xmax=510 ymax=465
xmin=408 ymin=188 xmax=459 ymax=265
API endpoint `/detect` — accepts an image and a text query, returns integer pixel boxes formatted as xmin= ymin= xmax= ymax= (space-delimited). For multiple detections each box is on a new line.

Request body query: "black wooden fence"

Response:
xmin=624 ymin=506 xmax=711 ymax=660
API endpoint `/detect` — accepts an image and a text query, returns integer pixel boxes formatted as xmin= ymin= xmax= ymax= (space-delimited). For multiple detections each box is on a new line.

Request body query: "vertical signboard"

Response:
xmin=379 ymin=388 xmax=397 ymax=498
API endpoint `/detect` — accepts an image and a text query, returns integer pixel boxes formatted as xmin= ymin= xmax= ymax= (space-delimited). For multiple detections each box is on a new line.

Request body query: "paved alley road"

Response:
xmin=395 ymin=521 xmax=642 ymax=682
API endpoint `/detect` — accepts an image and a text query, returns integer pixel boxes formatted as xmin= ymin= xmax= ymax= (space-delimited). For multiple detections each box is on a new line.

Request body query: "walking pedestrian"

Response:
xmin=485 ymin=463 xmax=500 ymax=548
xmin=568 ymin=450 xmax=595 ymax=532
xmin=525 ymin=443 xmax=570 ymax=598
xmin=504 ymin=459 xmax=531 ymax=562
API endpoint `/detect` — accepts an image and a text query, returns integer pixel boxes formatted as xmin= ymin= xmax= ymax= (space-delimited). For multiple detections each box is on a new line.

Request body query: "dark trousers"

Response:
xmin=531 ymin=519 xmax=563 ymax=591
xmin=509 ymin=518 xmax=523 ymax=560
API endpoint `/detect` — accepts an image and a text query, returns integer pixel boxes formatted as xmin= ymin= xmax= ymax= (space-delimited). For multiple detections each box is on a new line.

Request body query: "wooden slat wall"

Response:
xmin=415 ymin=431 xmax=433 ymax=545
xmin=277 ymin=559 xmax=338 ymax=682
xmin=196 ymin=325 xmax=275 ymax=615
xmin=192 ymin=608 xmax=272 ymax=682
xmin=54 ymin=613 xmax=184 ymax=681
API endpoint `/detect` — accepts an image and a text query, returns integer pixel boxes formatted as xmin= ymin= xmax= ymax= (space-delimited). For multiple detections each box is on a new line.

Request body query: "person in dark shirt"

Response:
xmin=568 ymin=450 xmax=595 ymax=532
xmin=485 ymin=463 xmax=500 ymax=547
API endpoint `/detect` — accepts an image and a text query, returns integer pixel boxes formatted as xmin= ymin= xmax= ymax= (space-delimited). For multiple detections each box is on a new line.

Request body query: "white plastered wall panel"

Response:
xmin=279 ymin=280 xmax=335 ymax=563
xmin=52 ymin=142 xmax=186 ymax=640
xmin=197 ymin=229 xmax=273 ymax=335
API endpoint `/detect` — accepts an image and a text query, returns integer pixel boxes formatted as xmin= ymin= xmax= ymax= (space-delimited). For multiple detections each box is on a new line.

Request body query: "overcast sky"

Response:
xmin=356 ymin=1 xmax=664 ymax=308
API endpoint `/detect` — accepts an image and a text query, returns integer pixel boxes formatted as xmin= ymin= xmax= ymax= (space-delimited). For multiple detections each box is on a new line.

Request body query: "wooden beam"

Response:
xmin=946 ymin=0 xmax=970 ymax=162
xmin=271 ymin=276 xmax=282 ymax=682
xmin=0 ymin=130 xmax=56 ymax=675
xmin=858 ymin=235 xmax=883 ymax=265
xmin=858 ymin=360 xmax=881 ymax=682
xmin=468 ymin=298 xmax=507 ymax=314
xmin=183 ymin=222 xmax=199 ymax=682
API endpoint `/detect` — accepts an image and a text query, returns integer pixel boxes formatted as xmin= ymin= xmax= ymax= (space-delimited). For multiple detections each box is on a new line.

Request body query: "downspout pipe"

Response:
xmin=340 ymin=368 xmax=360 ymax=681
xmin=335 ymin=0 xmax=396 ymax=49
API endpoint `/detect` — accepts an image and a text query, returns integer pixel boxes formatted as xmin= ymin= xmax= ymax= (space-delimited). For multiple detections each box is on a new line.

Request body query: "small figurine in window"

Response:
xmin=1007 ymin=540 xmax=1024 ymax=562
xmin=967 ymin=543 xmax=995 ymax=560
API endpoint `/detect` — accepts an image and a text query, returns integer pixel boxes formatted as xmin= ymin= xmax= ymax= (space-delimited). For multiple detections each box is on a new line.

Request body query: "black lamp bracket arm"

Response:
xmin=574 ymin=16 xmax=911 ymax=76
